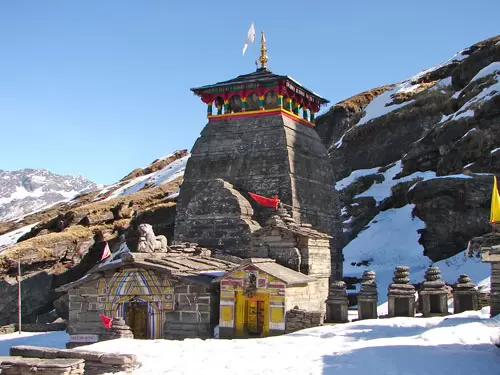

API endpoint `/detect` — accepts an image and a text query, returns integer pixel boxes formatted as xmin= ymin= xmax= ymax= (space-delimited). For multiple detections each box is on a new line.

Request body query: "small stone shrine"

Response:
xmin=418 ymin=266 xmax=449 ymax=317
xmin=452 ymin=274 xmax=478 ymax=314
xmin=325 ymin=281 xmax=349 ymax=323
xmin=387 ymin=266 xmax=416 ymax=317
xmin=57 ymin=236 xmax=238 ymax=342
xmin=357 ymin=270 xmax=378 ymax=320
xmin=215 ymin=258 xmax=320 ymax=338
xmin=478 ymin=240 xmax=500 ymax=317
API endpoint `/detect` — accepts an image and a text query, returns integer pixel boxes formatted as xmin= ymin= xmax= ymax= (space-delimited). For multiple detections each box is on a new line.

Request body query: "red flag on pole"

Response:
xmin=100 ymin=242 xmax=111 ymax=261
xmin=99 ymin=314 xmax=113 ymax=329
xmin=248 ymin=192 xmax=280 ymax=210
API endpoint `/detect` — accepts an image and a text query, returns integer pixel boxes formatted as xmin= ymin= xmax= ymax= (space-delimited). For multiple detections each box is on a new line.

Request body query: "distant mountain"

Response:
xmin=0 ymin=168 xmax=98 ymax=222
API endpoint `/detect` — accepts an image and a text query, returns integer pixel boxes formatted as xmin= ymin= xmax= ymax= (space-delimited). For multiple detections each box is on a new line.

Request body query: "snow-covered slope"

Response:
xmin=0 ymin=169 xmax=98 ymax=222
xmin=95 ymin=154 xmax=189 ymax=201
xmin=318 ymin=36 xmax=500 ymax=292
xmin=1 ymin=308 xmax=498 ymax=374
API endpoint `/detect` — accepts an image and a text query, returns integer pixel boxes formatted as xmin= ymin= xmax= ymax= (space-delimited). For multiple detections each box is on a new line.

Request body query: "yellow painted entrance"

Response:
xmin=234 ymin=291 xmax=269 ymax=337
xmin=126 ymin=302 xmax=148 ymax=339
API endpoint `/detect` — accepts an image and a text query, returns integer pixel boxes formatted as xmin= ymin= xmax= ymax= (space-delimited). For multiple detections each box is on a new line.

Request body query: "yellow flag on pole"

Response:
xmin=490 ymin=176 xmax=500 ymax=223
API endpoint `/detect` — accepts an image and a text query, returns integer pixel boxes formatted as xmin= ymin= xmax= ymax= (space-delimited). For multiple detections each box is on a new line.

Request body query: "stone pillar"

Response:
xmin=387 ymin=266 xmax=416 ymax=318
xmin=452 ymin=274 xmax=478 ymax=314
xmin=98 ymin=317 xmax=134 ymax=342
xmin=357 ymin=270 xmax=378 ymax=320
xmin=325 ymin=281 xmax=348 ymax=323
xmin=418 ymin=266 xmax=449 ymax=317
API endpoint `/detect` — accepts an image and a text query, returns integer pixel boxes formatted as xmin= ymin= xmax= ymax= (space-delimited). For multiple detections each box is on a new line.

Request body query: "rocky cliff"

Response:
xmin=315 ymin=35 xmax=499 ymax=290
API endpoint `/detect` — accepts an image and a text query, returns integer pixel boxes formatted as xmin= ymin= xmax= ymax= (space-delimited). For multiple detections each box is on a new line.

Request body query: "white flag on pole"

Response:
xmin=242 ymin=22 xmax=256 ymax=56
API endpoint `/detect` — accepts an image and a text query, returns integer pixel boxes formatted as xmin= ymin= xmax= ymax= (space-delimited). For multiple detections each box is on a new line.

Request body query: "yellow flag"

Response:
xmin=490 ymin=176 xmax=500 ymax=223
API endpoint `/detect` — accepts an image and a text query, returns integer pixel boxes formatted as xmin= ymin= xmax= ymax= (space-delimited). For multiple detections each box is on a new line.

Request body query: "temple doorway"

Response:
xmin=235 ymin=292 xmax=269 ymax=337
xmin=125 ymin=300 xmax=149 ymax=339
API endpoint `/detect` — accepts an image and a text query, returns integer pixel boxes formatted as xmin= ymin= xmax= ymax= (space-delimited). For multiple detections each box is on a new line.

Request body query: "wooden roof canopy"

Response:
xmin=190 ymin=32 xmax=329 ymax=113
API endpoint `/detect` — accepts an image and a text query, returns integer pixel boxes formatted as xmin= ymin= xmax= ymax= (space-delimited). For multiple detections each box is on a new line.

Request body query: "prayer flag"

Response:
xmin=249 ymin=192 xmax=280 ymax=210
xmin=242 ymin=22 xmax=256 ymax=55
xmin=490 ymin=176 xmax=500 ymax=223
xmin=100 ymin=242 xmax=111 ymax=261
xmin=99 ymin=314 xmax=113 ymax=329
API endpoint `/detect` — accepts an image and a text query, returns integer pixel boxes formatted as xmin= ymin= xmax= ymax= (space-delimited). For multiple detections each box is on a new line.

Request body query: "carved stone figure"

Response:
xmin=136 ymin=223 xmax=169 ymax=253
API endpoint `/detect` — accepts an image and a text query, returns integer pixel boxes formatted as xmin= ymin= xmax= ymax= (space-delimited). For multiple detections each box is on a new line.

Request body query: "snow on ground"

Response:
xmin=0 ymin=309 xmax=494 ymax=374
xmin=0 ymin=223 xmax=38 ymax=253
xmin=442 ymin=64 xmax=500 ymax=124
xmin=337 ymin=160 xmax=471 ymax=205
xmin=104 ymin=155 xmax=189 ymax=201
xmin=356 ymin=82 xmax=416 ymax=126
xmin=343 ymin=204 xmax=490 ymax=303
xmin=471 ymin=61 xmax=500 ymax=82
xmin=410 ymin=49 xmax=469 ymax=82
xmin=0 ymin=331 xmax=69 ymax=356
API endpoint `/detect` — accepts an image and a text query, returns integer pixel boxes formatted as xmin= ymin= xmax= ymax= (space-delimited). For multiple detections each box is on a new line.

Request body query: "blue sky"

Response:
xmin=0 ymin=0 xmax=498 ymax=184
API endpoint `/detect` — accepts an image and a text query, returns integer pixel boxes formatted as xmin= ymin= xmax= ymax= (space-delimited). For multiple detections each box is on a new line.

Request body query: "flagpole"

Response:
xmin=17 ymin=252 xmax=22 ymax=334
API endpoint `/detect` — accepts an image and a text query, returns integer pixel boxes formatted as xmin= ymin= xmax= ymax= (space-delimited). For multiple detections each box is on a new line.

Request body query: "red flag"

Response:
xmin=248 ymin=192 xmax=280 ymax=210
xmin=99 ymin=314 xmax=113 ymax=329
xmin=100 ymin=242 xmax=111 ymax=261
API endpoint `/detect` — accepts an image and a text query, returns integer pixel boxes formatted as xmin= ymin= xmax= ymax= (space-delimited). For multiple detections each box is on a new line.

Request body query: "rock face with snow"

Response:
xmin=0 ymin=169 xmax=98 ymax=222
xmin=315 ymin=36 xmax=499 ymax=288
xmin=312 ymin=35 xmax=500 ymax=298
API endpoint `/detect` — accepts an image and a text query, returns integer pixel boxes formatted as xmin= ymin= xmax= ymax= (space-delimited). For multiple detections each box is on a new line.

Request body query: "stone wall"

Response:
xmin=174 ymin=179 xmax=261 ymax=257
xmin=68 ymin=278 xmax=103 ymax=336
xmin=68 ymin=268 xmax=217 ymax=340
xmin=285 ymin=308 xmax=323 ymax=334
xmin=164 ymin=283 xmax=215 ymax=339
xmin=285 ymin=278 xmax=329 ymax=313
xmin=174 ymin=114 xmax=342 ymax=279
xmin=298 ymin=237 xmax=331 ymax=278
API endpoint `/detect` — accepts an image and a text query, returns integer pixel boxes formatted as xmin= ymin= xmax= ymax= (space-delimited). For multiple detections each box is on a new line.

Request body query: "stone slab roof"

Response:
xmin=56 ymin=249 xmax=238 ymax=292
xmin=216 ymin=258 xmax=314 ymax=287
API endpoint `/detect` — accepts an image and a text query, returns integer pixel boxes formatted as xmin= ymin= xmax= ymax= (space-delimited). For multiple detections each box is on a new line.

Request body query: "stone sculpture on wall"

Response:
xmin=136 ymin=223 xmax=169 ymax=253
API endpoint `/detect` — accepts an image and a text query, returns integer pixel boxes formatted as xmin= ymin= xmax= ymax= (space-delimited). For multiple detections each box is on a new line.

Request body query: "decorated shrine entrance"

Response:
xmin=124 ymin=299 xmax=149 ymax=339
xmin=235 ymin=292 xmax=269 ymax=337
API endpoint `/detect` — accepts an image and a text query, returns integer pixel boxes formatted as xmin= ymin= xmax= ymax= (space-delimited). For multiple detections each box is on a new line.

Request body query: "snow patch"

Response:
xmin=0 ymin=223 xmax=38 ymax=253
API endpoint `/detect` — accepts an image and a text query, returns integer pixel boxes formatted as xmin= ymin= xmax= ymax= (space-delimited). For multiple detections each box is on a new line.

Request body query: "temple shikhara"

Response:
xmin=174 ymin=31 xmax=343 ymax=280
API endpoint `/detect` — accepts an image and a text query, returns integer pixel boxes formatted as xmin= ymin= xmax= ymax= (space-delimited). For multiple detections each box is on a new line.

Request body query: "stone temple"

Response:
xmin=174 ymin=32 xmax=343 ymax=279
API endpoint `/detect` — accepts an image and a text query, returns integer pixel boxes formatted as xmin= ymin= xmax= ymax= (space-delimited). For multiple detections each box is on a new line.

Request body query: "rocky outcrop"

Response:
xmin=318 ymin=35 xmax=500 ymax=263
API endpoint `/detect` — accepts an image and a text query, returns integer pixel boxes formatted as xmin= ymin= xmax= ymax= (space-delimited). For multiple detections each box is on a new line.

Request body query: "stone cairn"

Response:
xmin=452 ymin=274 xmax=478 ymax=314
xmin=387 ymin=266 xmax=416 ymax=317
xmin=357 ymin=270 xmax=378 ymax=320
xmin=418 ymin=266 xmax=449 ymax=317
xmin=98 ymin=317 xmax=134 ymax=342
xmin=325 ymin=281 xmax=349 ymax=323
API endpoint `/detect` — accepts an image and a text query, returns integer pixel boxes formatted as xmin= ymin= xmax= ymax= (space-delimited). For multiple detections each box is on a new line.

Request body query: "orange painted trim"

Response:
xmin=208 ymin=108 xmax=315 ymax=128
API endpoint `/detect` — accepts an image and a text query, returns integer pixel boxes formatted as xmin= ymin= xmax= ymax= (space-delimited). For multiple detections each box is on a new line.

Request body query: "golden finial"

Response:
xmin=258 ymin=30 xmax=268 ymax=70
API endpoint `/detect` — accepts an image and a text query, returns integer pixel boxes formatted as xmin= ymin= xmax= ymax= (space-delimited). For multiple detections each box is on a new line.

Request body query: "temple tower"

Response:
xmin=174 ymin=32 xmax=342 ymax=279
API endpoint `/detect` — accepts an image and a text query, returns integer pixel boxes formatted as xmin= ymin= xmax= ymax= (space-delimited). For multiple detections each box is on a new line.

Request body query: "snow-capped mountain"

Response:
xmin=0 ymin=168 xmax=98 ymax=222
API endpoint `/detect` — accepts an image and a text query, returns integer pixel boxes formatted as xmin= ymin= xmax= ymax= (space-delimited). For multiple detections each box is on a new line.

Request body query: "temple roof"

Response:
xmin=215 ymin=258 xmax=315 ymax=286
xmin=191 ymin=68 xmax=329 ymax=105
xmin=55 ymin=248 xmax=239 ymax=292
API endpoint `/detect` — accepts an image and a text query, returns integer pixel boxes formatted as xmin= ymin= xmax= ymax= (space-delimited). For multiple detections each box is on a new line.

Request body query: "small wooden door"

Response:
xmin=126 ymin=303 xmax=148 ymax=339
xmin=235 ymin=292 xmax=269 ymax=337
